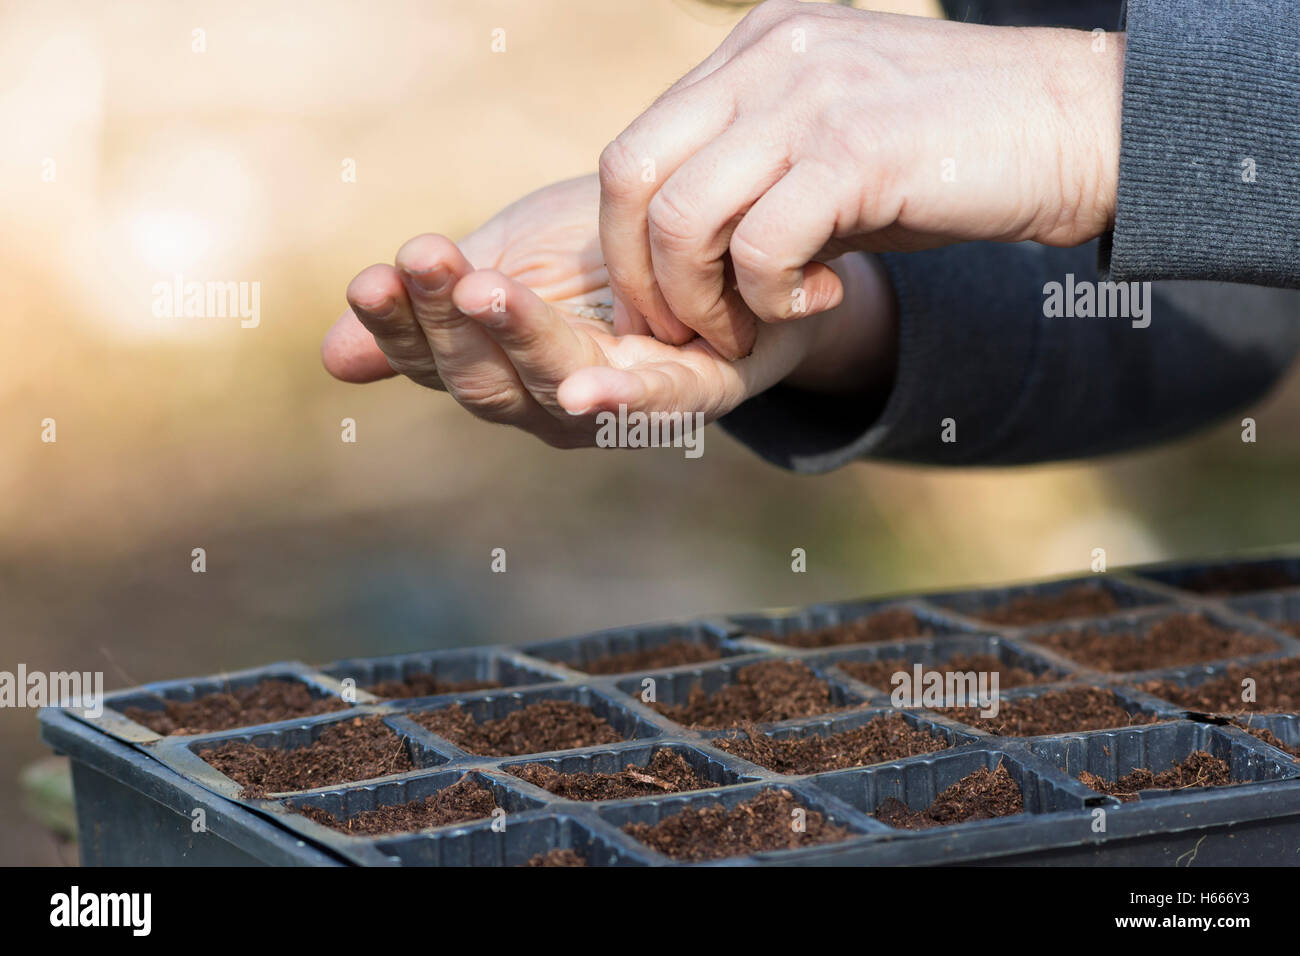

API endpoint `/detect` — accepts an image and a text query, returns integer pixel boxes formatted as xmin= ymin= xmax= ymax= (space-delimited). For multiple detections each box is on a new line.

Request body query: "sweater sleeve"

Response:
xmin=1104 ymin=0 xmax=1300 ymax=286
xmin=716 ymin=243 xmax=1300 ymax=472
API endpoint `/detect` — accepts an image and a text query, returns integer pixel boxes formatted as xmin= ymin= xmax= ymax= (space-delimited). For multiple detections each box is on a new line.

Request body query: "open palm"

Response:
xmin=322 ymin=174 xmax=813 ymax=448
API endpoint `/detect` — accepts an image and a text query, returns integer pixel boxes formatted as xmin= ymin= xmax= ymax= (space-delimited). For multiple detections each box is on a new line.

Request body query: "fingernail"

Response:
xmin=565 ymin=405 xmax=594 ymax=416
xmin=356 ymin=300 xmax=396 ymax=321
xmin=408 ymin=265 xmax=449 ymax=292
xmin=480 ymin=306 xmax=510 ymax=328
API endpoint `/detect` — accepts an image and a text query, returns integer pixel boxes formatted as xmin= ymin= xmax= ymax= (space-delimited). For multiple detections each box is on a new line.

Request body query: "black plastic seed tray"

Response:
xmin=37 ymin=553 xmax=1300 ymax=865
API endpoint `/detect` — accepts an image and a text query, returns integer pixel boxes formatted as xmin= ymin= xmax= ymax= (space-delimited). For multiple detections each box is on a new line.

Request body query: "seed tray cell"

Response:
xmin=929 ymin=681 xmax=1183 ymax=739
xmin=1230 ymin=714 xmax=1300 ymax=762
xmin=267 ymin=768 xmax=550 ymax=865
xmin=724 ymin=598 xmax=975 ymax=648
xmin=594 ymin=781 xmax=885 ymax=866
xmin=611 ymin=656 xmax=867 ymax=732
xmin=168 ymin=713 xmax=450 ymax=801
xmin=38 ymin=553 xmax=1300 ymax=865
xmin=1025 ymin=721 xmax=1299 ymax=801
xmin=804 ymin=633 xmax=1069 ymax=700
xmin=90 ymin=662 xmax=358 ymax=745
xmin=1135 ymin=555 xmax=1300 ymax=597
xmin=1225 ymin=592 xmax=1300 ymax=636
xmin=710 ymin=706 xmax=982 ymax=777
xmin=390 ymin=683 xmax=668 ymax=759
xmin=317 ymin=646 xmax=569 ymax=700
xmin=1015 ymin=605 xmax=1300 ymax=679
xmin=520 ymin=620 xmax=761 ymax=675
xmin=923 ymin=574 xmax=1171 ymax=628
xmin=500 ymin=741 xmax=755 ymax=795
xmin=373 ymin=813 xmax=657 ymax=867
xmin=807 ymin=745 xmax=1099 ymax=840
xmin=1129 ymin=653 xmax=1300 ymax=716
xmin=764 ymin=706 xmax=982 ymax=752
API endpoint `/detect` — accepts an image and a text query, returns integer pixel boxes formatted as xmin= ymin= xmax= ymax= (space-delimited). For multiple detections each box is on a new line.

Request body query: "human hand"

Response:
xmin=598 ymin=0 xmax=1123 ymax=358
xmin=321 ymin=174 xmax=897 ymax=449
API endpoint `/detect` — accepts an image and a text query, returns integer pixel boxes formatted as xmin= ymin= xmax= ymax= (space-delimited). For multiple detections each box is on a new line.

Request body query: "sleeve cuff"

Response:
xmin=716 ymin=244 xmax=1052 ymax=472
xmin=1105 ymin=0 xmax=1300 ymax=287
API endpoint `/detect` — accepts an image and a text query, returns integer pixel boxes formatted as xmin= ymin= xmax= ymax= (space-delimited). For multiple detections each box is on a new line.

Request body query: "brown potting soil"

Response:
xmin=411 ymin=700 xmax=623 ymax=756
xmin=508 ymin=749 xmax=710 ymax=800
xmin=1178 ymin=565 xmax=1300 ymax=595
xmin=836 ymin=653 xmax=1050 ymax=691
xmin=200 ymin=716 xmax=413 ymax=798
xmin=773 ymin=608 xmax=929 ymax=648
xmin=712 ymin=716 xmax=950 ymax=774
xmin=650 ymin=660 xmax=846 ymax=729
xmin=1236 ymin=723 xmax=1300 ymax=758
xmin=1140 ymin=658 xmax=1300 ymax=714
xmin=123 ymin=679 xmax=348 ymax=735
xmin=577 ymin=640 xmax=722 ymax=675
xmin=1078 ymin=750 xmax=1233 ymax=802
xmin=975 ymin=585 xmax=1120 ymax=625
xmin=364 ymin=674 xmax=501 ymax=699
xmin=942 ymin=687 xmax=1160 ymax=736
xmin=295 ymin=773 xmax=497 ymax=834
xmin=875 ymin=761 xmax=1023 ymax=829
xmin=1031 ymin=613 xmax=1276 ymax=673
xmin=524 ymin=849 xmax=587 ymax=867
xmin=622 ymin=788 xmax=852 ymax=861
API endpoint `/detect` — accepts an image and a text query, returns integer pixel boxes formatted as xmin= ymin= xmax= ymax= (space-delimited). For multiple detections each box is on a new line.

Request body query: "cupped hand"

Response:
xmin=321 ymin=175 xmax=879 ymax=449
xmin=598 ymin=0 xmax=1123 ymax=358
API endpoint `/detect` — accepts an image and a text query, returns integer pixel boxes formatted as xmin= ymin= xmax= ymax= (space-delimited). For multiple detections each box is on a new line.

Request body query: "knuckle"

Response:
xmin=598 ymin=139 xmax=644 ymax=203
xmin=381 ymin=334 xmax=432 ymax=361
xmin=449 ymin=379 xmax=524 ymax=422
xmin=798 ymin=70 xmax=847 ymax=108
xmin=496 ymin=320 xmax=543 ymax=355
xmin=384 ymin=352 xmax=433 ymax=377
xmin=789 ymin=10 xmax=828 ymax=34
xmin=757 ymin=7 xmax=814 ymax=47
xmin=386 ymin=359 xmax=445 ymax=392
xmin=728 ymin=227 xmax=776 ymax=276
xmin=746 ymin=0 xmax=799 ymax=31
xmin=646 ymin=187 xmax=702 ymax=252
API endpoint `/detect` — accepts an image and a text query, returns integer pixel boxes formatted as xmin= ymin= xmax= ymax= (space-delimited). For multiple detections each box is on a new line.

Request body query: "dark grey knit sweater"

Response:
xmin=721 ymin=0 xmax=1300 ymax=471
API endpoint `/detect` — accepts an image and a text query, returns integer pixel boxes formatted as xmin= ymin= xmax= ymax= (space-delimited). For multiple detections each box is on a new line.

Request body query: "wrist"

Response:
xmin=1029 ymin=27 xmax=1125 ymax=244
xmin=782 ymin=253 xmax=898 ymax=396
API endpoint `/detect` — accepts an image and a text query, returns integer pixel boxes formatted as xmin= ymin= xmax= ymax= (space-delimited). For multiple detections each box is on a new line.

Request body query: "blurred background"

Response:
xmin=3 ymin=0 xmax=1299 ymax=864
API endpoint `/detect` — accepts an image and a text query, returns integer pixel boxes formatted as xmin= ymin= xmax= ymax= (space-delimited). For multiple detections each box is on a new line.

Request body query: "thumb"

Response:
xmin=321 ymin=310 xmax=400 ymax=383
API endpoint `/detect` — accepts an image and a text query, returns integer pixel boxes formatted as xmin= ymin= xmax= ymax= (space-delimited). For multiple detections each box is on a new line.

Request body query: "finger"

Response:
xmin=598 ymin=76 xmax=739 ymax=346
xmin=612 ymin=296 xmax=651 ymax=337
xmin=558 ymin=305 xmax=815 ymax=418
xmin=730 ymin=162 xmax=846 ymax=323
xmin=321 ymin=310 xmax=400 ymax=383
xmin=394 ymin=234 xmax=507 ymax=386
xmin=392 ymin=239 xmax=552 ymax=427
xmin=557 ymin=354 xmax=741 ymax=421
xmin=647 ymin=124 xmax=789 ymax=358
xmin=344 ymin=264 xmax=445 ymax=389
xmin=454 ymin=270 xmax=604 ymax=408
xmin=598 ymin=0 xmax=807 ymax=343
